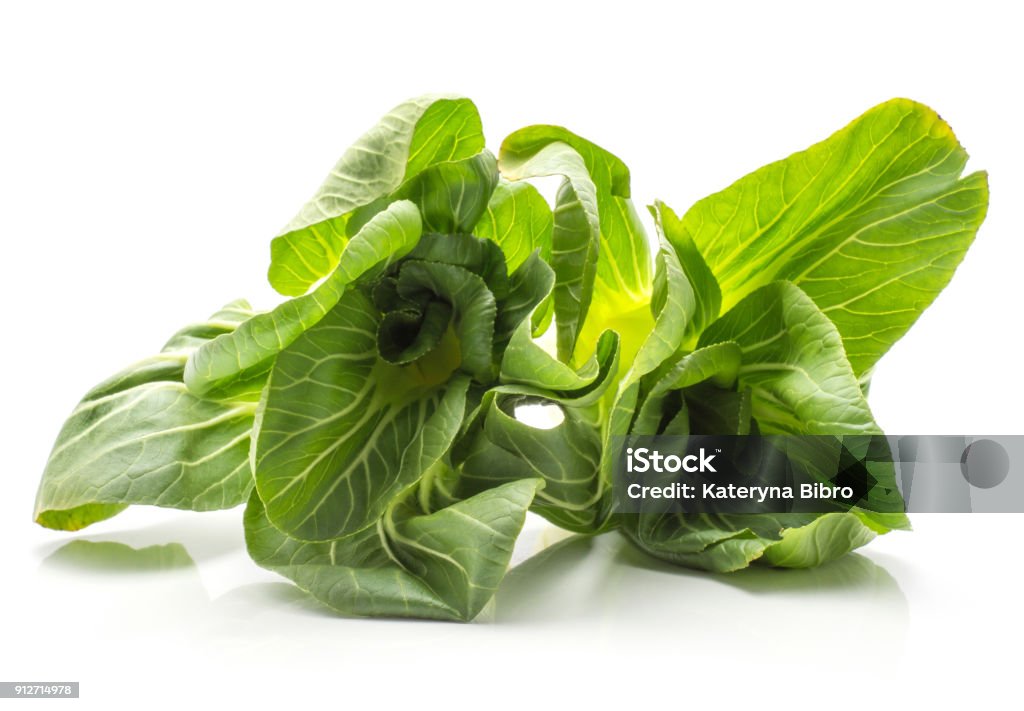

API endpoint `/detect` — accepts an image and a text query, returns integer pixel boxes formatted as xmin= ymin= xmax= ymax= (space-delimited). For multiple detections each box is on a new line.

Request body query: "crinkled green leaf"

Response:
xmin=759 ymin=512 xmax=880 ymax=568
xmin=455 ymin=395 xmax=604 ymax=532
xmin=398 ymin=150 xmax=498 ymax=234
xmin=502 ymin=126 xmax=654 ymax=364
xmin=627 ymin=239 xmax=694 ymax=387
xmin=254 ymin=288 xmax=469 ymax=541
xmin=625 ymin=283 xmax=908 ymax=571
xmin=244 ymin=478 xmax=542 ymax=621
xmin=474 ymin=180 xmax=553 ymax=271
xmin=404 ymin=231 xmax=509 ymax=299
xmin=498 ymin=126 xmax=650 ymax=299
xmin=380 ymin=231 xmax=550 ymax=359
xmin=185 ymin=200 xmax=422 ymax=397
xmin=499 ymin=139 xmax=600 ymax=362
xmin=601 ymin=238 xmax=694 ymax=451
xmin=450 ymin=327 xmax=619 ymax=532
xmin=651 ymin=200 xmax=721 ymax=342
xmin=378 ymin=301 xmax=453 ymax=365
xmin=396 ymin=261 xmax=497 ymax=381
xmin=631 ymin=342 xmax=743 ymax=436
xmin=621 ymin=339 xmax=771 ymax=570
xmin=629 ymin=509 xmax=890 ymax=573
xmin=500 ymin=319 xmax=602 ymax=393
xmin=493 ymin=251 xmax=555 ymax=350
xmin=699 ymin=281 xmax=877 ymax=435
xmin=268 ymin=96 xmax=484 ymax=296
xmin=620 ymin=354 xmax=826 ymax=573
xmin=347 ymin=150 xmax=499 ymax=237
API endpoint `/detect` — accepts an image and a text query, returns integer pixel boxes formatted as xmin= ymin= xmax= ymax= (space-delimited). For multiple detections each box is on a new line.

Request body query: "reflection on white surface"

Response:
xmin=8 ymin=509 xmax=1020 ymax=707
xmin=495 ymin=531 xmax=908 ymax=655
xmin=33 ymin=511 xmax=908 ymax=651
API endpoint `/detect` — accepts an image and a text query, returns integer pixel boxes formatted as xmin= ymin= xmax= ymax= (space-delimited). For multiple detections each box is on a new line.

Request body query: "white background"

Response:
xmin=1 ymin=1 xmax=1021 ymax=708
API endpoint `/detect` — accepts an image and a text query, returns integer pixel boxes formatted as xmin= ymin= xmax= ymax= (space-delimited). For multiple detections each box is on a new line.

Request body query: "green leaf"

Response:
xmin=592 ymin=240 xmax=695 ymax=529
xmin=185 ymin=200 xmax=422 ymax=397
xmin=398 ymin=150 xmax=499 ymax=234
xmin=495 ymin=328 xmax=620 ymax=413
xmin=620 ymin=338 xmax=818 ymax=571
xmin=758 ymin=512 xmax=879 ymax=568
xmin=268 ymin=96 xmax=484 ymax=296
xmin=244 ymin=478 xmax=542 ymax=621
xmin=493 ymin=251 xmax=556 ymax=350
xmin=497 ymin=126 xmax=651 ymax=298
xmin=404 ymin=230 xmax=509 ymax=299
xmin=623 ymin=284 xmax=909 ymax=571
xmin=455 ymin=395 xmax=604 ymax=532
xmin=35 ymin=301 xmax=262 ymax=531
xmin=254 ymin=221 xmax=546 ymax=542
xmin=254 ymin=288 xmax=469 ymax=542
xmin=499 ymin=140 xmax=601 ymax=362
xmin=676 ymin=98 xmax=989 ymax=375
xmin=620 ymin=238 xmax=694 ymax=392
xmin=624 ymin=514 xmax=808 ymax=573
xmin=621 ymin=341 xmax=765 ymax=570
xmin=395 ymin=261 xmax=497 ymax=381
xmin=501 ymin=127 xmax=654 ymax=364
xmin=451 ymin=328 xmax=620 ymax=532
xmin=384 ymin=478 xmax=541 ymax=619
xmin=500 ymin=319 xmax=604 ymax=393
xmin=630 ymin=342 xmax=743 ymax=436
xmin=347 ymin=150 xmax=499 ymax=237
xmin=699 ymin=281 xmax=878 ymax=435
xmin=473 ymin=180 xmax=553 ymax=271
xmin=382 ymin=230 xmax=549 ymax=359
xmin=378 ymin=301 xmax=452 ymax=365
xmin=628 ymin=510 xmax=890 ymax=573
xmin=650 ymin=200 xmax=721 ymax=341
